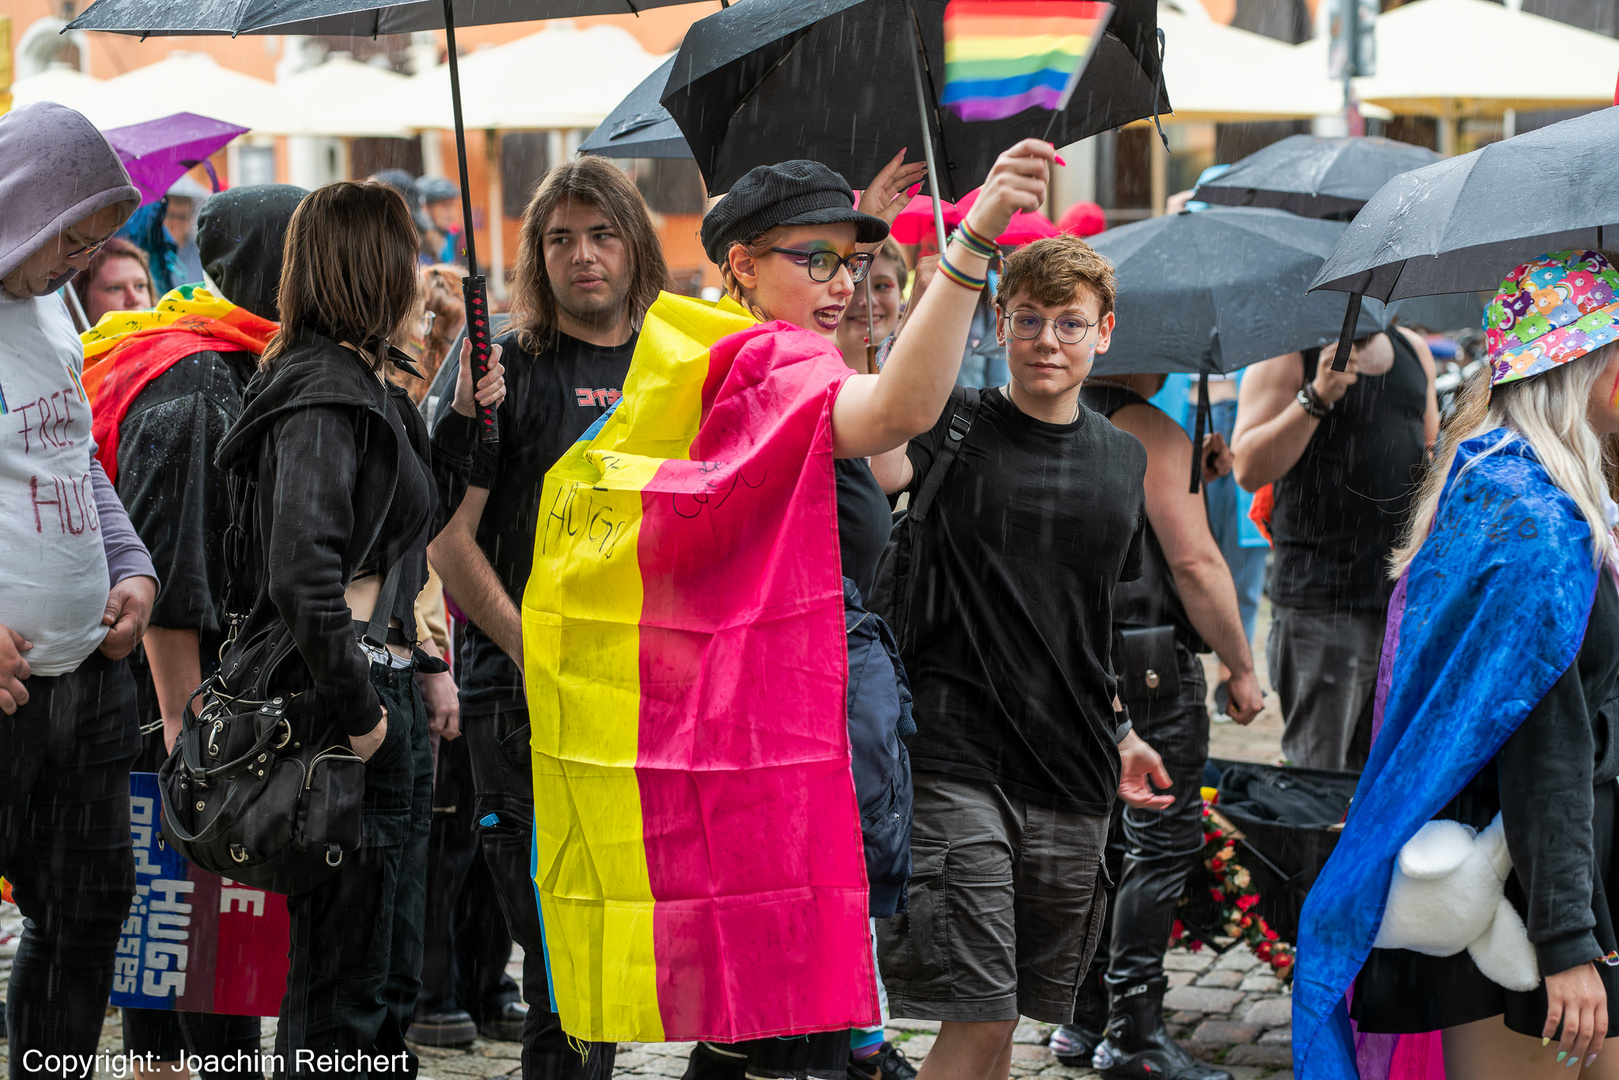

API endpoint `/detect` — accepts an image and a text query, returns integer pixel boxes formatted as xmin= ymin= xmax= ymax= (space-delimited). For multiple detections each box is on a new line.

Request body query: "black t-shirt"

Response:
xmin=433 ymin=327 xmax=636 ymax=716
xmin=903 ymin=386 xmax=1147 ymax=815
xmin=836 ymin=457 xmax=891 ymax=601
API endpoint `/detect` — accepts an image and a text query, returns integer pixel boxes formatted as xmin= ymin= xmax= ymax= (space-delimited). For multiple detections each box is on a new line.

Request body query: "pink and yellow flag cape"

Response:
xmin=522 ymin=293 xmax=880 ymax=1043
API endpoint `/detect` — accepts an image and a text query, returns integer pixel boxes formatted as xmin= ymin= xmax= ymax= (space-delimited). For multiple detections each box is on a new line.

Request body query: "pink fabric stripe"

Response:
xmin=635 ymin=322 xmax=878 ymax=1041
xmin=947 ymin=86 xmax=1062 ymax=120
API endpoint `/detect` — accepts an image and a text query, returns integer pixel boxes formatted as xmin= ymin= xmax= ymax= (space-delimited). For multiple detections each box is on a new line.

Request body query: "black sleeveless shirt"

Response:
xmin=1079 ymin=382 xmax=1207 ymax=655
xmin=1270 ymin=330 xmax=1428 ymax=611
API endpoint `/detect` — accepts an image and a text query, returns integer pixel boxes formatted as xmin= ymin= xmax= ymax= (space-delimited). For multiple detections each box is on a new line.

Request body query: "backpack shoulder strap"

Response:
xmin=909 ymin=387 xmax=981 ymax=526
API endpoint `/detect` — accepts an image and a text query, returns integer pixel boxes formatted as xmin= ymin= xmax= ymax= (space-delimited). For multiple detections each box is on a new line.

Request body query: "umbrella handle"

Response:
xmin=462 ymin=275 xmax=500 ymax=445
xmin=1330 ymin=293 xmax=1364 ymax=372
xmin=1189 ymin=372 xmax=1209 ymax=495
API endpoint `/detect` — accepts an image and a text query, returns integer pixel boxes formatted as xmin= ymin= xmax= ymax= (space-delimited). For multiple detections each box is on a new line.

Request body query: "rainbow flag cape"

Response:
xmin=941 ymin=0 xmax=1116 ymax=122
xmin=522 ymin=292 xmax=879 ymax=1043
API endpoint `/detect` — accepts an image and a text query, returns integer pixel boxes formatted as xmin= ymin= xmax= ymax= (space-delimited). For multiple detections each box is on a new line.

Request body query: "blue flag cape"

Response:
xmin=1292 ymin=430 xmax=1602 ymax=1078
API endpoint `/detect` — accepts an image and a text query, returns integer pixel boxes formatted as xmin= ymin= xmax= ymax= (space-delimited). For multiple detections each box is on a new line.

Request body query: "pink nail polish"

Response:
xmin=1055 ymin=154 xmax=1068 ymax=166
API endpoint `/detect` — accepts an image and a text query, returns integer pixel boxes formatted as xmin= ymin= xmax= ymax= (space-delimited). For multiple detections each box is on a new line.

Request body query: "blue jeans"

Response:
xmin=1204 ymin=399 xmax=1267 ymax=645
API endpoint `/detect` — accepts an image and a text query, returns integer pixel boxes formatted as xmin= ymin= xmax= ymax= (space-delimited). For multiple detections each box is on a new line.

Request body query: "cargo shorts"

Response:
xmin=875 ymin=771 xmax=1111 ymax=1024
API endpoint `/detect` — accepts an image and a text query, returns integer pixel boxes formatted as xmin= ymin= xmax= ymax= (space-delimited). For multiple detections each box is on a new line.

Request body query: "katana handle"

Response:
xmin=462 ymin=274 xmax=499 ymax=445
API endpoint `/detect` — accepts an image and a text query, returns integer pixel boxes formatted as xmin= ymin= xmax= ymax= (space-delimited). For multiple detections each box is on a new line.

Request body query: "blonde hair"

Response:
xmin=1391 ymin=343 xmax=1617 ymax=577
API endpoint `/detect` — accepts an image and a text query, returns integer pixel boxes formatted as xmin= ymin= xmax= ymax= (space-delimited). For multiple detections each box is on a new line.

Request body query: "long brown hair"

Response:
xmin=508 ymin=156 xmax=667 ymax=353
xmin=262 ymin=180 xmax=420 ymax=369
xmin=390 ymin=263 xmax=466 ymax=404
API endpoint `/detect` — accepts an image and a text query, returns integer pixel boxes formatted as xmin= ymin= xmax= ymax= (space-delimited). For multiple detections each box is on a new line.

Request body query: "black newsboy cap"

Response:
xmin=701 ymin=160 xmax=890 ymax=267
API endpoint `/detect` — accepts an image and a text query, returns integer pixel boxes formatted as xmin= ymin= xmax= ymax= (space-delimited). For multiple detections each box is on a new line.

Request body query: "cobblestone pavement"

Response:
xmin=0 ymin=907 xmax=1294 ymax=1080
xmin=0 ymin=601 xmax=1294 ymax=1079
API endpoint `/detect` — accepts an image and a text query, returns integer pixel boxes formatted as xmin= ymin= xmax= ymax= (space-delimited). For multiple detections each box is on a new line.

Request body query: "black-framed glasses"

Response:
xmin=769 ymin=247 xmax=874 ymax=283
xmin=1005 ymin=309 xmax=1094 ymax=345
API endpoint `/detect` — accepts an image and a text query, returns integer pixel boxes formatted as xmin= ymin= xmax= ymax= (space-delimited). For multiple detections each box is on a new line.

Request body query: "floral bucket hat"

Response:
xmin=1487 ymin=250 xmax=1619 ymax=386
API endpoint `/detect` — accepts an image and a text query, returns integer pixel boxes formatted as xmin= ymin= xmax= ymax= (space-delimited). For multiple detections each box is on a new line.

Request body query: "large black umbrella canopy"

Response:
xmin=1195 ymin=134 xmax=1441 ymax=220
xmin=1312 ymin=106 xmax=1619 ymax=302
xmin=1089 ymin=207 xmax=1391 ymax=377
xmin=66 ymin=0 xmax=693 ymax=37
xmin=661 ymin=0 xmax=1167 ymax=197
xmin=579 ymin=55 xmax=691 ymax=160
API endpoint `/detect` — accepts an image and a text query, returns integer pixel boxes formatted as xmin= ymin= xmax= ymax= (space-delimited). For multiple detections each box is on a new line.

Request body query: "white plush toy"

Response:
xmin=1373 ymin=812 xmax=1540 ymax=991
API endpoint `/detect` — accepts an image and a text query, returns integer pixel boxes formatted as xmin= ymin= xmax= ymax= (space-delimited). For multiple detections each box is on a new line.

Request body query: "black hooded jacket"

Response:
xmin=216 ymin=328 xmax=436 ymax=737
xmin=114 ymin=185 xmax=307 ymax=666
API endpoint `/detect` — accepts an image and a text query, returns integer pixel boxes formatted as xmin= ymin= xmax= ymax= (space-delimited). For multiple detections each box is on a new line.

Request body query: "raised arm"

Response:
xmin=829 ymin=140 xmax=1053 ymax=459
xmin=1231 ymin=352 xmax=1310 ymax=491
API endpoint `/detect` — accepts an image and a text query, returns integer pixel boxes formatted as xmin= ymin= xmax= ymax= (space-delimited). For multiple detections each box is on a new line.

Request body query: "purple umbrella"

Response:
xmin=102 ymin=112 xmax=249 ymax=205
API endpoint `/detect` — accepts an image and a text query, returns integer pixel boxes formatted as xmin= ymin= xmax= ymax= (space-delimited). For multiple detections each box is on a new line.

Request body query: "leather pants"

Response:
xmin=1108 ymin=655 xmax=1209 ymax=986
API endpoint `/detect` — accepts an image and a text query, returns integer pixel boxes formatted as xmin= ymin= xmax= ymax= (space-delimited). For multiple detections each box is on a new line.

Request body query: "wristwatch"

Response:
xmin=1296 ymin=382 xmax=1332 ymax=418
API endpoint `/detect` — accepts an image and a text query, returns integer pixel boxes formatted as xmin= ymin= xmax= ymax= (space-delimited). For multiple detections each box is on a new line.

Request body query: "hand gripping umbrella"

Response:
xmin=69 ymin=0 xmax=701 ymax=445
xmin=1311 ymin=106 xmax=1619 ymax=372
xmin=1088 ymin=206 xmax=1391 ymax=491
xmin=660 ymin=0 xmax=1167 ymax=249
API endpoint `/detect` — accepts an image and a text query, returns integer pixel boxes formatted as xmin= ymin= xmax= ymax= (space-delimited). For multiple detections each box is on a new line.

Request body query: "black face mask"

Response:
xmin=196 ymin=185 xmax=310 ymax=322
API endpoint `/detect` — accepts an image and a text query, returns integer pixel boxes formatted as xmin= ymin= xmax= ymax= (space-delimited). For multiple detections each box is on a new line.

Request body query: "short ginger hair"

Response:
xmin=995 ymin=234 xmax=1116 ymax=318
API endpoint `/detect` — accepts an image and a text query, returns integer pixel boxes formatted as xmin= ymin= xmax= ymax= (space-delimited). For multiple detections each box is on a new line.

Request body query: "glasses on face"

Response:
xmin=769 ymin=247 xmax=875 ymax=284
xmin=1005 ymin=309 xmax=1094 ymax=345
xmin=61 ymin=228 xmax=114 ymax=262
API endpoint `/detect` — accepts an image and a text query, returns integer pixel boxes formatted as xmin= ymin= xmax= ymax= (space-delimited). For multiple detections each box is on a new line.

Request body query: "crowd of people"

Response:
xmin=2 ymin=86 xmax=1618 ymax=1080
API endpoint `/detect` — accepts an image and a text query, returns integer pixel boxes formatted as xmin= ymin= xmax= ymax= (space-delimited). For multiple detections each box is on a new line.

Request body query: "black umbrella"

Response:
xmin=1312 ymin=106 xmax=1619 ymax=303
xmin=68 ymin=0 xmax=703 ymax=443
xmin=579 ymin=55 xmax=690 ymax=160
xmin=660 ymin=0 xmax=1167 ymax=210
xmin=1091 ymin=207 xmax=1391 ymax=378
xmin=1194 ymin=134 xmax=1441 ymax=220
xmin=1090 ymin=207 xmax=1391 ymax=492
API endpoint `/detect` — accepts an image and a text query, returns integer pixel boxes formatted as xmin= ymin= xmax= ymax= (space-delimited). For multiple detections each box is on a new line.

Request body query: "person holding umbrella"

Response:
xmin=1230 ymin=324 xmax=1437 ymax=772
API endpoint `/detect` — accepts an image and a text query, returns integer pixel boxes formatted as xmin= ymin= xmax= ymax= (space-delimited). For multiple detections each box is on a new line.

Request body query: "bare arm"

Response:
xmin=870 ymin=444 xmax=914 ymax=495
xmin=1398 ymin=324 xmax=1441 ymax=450
xmin=145 ymin=627 xmax=201 ymax=753
xmin=427 ymin=486 xmax=522 ymax=669
xmin=1231 ymin=352 xmax=1313 ymax=491
xmin=1112 ymin=404 xmax=1263 ymax=724
xmin=830 ymin=140 xmax=1054 ymax=459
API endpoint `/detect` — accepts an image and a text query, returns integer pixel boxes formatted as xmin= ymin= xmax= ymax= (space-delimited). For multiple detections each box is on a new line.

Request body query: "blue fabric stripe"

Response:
xmin=940 ymin=68 xmax=1070 ymax=103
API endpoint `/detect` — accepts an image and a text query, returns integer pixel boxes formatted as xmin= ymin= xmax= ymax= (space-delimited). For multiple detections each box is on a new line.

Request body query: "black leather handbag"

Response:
xmin=1112 ymin=624 xmax=1182 ymax=702
xmin=156 ymin=464 xmax=402 ymax=894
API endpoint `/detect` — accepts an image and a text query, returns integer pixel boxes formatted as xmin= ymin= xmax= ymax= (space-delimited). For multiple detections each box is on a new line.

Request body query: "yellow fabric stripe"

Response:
xmin=944 ymin=33 xmax=1090 ymax=62
xmin=523 ymin=292 xmax=755 ymax=1041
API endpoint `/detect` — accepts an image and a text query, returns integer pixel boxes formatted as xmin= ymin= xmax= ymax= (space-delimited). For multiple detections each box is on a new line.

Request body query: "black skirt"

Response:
xmin=1352 ymin=780 xmax=1619 ymax=1037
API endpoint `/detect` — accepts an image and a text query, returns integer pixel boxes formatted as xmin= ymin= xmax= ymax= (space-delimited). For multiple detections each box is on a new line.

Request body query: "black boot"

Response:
xmin=1093 ymin=976 xmax=1232 ymax=1080
xmin=1051 ymin=959 xmax=1111 ymax=1066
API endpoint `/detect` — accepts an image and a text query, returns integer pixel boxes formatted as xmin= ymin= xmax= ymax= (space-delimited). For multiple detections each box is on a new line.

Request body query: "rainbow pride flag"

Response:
xmin=941 ymin=0 xmax=1116 ymax=122
xmin=522 ymin=293 xmax=879 ymax=1042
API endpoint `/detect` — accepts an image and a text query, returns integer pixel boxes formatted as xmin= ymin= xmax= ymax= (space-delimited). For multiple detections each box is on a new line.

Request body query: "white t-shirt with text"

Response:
xmin=0 ymin=289 xmax=109 ymax=675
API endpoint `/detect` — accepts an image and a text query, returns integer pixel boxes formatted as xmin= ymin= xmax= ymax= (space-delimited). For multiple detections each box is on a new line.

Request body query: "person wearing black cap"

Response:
xmin=87 ymin=183 xmax=308 ymax=1079
xmin=669 ymin=142 xmax=1056 ymax=1080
